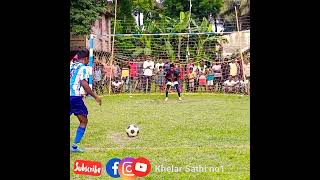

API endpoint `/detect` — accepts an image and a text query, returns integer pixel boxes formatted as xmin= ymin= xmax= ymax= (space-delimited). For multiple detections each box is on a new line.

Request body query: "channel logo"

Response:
xmin=106 ymin=157 xmax=151 ymax=179
xmin=118 ymin=157 xmax=136 ymax=179
xmin=73 ymin=160 xmax=102 ymax=176
xmin=132 ymin=157 xmax=151 ymax=177
xmin=105 ymin=158 xmax=121 ymax=178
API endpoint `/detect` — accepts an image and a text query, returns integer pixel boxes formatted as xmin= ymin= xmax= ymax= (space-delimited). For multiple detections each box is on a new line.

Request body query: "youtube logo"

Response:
xmin=132 ymin=157 xmax=151 ymax=177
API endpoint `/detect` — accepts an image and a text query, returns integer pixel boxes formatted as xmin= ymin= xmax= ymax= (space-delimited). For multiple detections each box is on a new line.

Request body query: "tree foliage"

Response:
xmin=70 ymin=0 xmax=107 ymax=35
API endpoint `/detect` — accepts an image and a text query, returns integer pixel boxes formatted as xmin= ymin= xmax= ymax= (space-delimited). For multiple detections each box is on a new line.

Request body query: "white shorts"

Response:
xmin=166 ymin=81 xmax=178 ymax=86
xmin=207 ymin=80 xmax=213 ymax=86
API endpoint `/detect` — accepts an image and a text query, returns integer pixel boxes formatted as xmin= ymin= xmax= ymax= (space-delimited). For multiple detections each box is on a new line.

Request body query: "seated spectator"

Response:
xmin=233 ymin=76 xmax=241 ymax=93
xmin=239 ymin=79 xmax=249 ymax=94
xmin=223 ymin=76 xmax=236 ymax=93
xmin=112 ymin=79 xmax=123 ymax=93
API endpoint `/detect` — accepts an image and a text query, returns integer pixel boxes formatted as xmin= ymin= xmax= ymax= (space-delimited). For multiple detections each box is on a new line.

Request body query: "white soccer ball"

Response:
xmin=126 ymin=124 xmax=139 ymax=137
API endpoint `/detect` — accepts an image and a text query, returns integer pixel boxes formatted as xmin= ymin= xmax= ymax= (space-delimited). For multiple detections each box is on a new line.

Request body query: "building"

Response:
xmin=70 ymin=11 xmax=113 ymax=62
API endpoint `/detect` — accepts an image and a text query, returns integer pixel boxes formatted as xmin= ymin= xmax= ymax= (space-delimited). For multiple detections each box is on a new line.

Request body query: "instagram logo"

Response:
xmin=118 ymin=157 xmax=136 ymax=180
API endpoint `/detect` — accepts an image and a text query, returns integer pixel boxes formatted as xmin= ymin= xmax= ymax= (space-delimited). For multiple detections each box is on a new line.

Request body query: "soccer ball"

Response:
xmin=126 ymin=124 xmax=139 ymax=137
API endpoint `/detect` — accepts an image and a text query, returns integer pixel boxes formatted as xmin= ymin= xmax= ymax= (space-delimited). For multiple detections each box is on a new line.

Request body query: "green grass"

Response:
xmin=70 ymin=93 xmax=250 ymax=179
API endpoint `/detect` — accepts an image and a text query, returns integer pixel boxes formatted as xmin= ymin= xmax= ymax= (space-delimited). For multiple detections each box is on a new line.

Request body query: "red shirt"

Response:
xmin=129 ymin=62 xmax=138 ymax=77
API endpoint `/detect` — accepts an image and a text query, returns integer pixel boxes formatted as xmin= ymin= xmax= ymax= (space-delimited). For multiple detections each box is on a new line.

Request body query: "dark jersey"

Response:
xmin=165 ymin=69 xmax=179 ymax=82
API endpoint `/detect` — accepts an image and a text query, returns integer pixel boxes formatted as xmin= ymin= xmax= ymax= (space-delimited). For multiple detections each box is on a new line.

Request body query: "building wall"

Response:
xmin=91 ymin=14 xmax=112 ymax=52
xmin=70 ymin=13 xmax=112 ymax=53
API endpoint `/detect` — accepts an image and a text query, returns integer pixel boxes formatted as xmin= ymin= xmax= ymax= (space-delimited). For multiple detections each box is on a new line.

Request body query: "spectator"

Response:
xmin=229 ymin=59 xmax=237 ymax=77
xmin=103 ymin=62 xmax=112 ymax=84
xmin=206 ymin=68 xmax=215 ymax=91
xmin=212 ymin=60 xmax=223 ymax=91
xmin=112 ymin=79 xmax=123 ymax=93
xmin=93 ymin=64 xmax=103 ymax=94
xmin=199 ymin=60 xmax=207 ymax=74
xmin=194 ymin=68 xmax=200 ymax=92
xmin=143 ymin=56 xmax=154 ymax=93
xmin=187 ymin=67 xmax=196 ymax=92
xmin=186 ymin=59 xmax=195 ymax=74
xmin=155 ymin=66 xmax=165 ymax=92
xmin=163 ymin=60 xmax=171 ymax=74
xmin=223 ymin=76 xmax=235 ymax=93
xmin=155 ymin=59 xmax=164 ymax=73
xmin=244 ymin=62 xmax=250 ymax=81
xmin=121 ymin=65 xmax=130 ymax=93
xmin=175 ymin=61 xmax=184 ymax=92
xmin=198 ymin=72 xmax=207 ymax=92
xmin=233 ymin=76 xmax=241 ymax=93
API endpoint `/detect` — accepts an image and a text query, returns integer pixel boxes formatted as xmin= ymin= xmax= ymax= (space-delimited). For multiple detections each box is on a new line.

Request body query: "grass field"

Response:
xmin=70 ymin=93 xmax=250 ymax=179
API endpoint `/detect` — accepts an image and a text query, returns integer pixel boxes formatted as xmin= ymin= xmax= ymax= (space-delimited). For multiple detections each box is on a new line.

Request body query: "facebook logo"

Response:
xmin=106 ymin=158 xmax=121 ymax=178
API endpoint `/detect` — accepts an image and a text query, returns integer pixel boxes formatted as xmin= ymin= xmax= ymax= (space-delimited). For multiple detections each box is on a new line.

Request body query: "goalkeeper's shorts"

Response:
xmin=166 ymin=81 xmax=178 ymax=86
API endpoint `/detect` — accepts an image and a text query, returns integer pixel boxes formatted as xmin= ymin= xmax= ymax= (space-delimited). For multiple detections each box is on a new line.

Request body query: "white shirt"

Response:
xmin=155 ymin=62 xmax=164 ymax=72
xmin=112 ymin=81 xmax=122 ymax=87
xmin=224 ymin=80 xmax=235 ymax=86
xmin=143 ymin=60 xmax=154 ymax=76
xmin=232 ymin=80 xmax=240 ymax=86
xmin=244 ymin=63 xmax=250 ymax=77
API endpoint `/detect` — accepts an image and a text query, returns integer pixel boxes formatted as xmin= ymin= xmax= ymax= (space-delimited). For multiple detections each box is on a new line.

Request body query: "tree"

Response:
xmin=163 ymin=0 xmax=224 ymax=25
xmin=190 ymin=17 xmax=228 ymax=62
xmin=163 ymin=0 xmax=188 ymax=19
xmin=173 ymin=12 xmax=190 ymax=60
xmin=70 ymin=0 xmax=107 ymax=35
xmin=191 ymin=0 xmax=224 ymax=32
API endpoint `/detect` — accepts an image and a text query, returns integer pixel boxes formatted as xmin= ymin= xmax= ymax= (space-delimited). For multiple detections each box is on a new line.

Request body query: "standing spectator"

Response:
xmin=113 ymin=63 xmax=120 ymax=80
xmin=155 ymin=66 xmax=165 ymax=92
xmin=186 ymin=59 xmax=195 ymax=74
xmin=175 ymin=61 xmax=184 ymax=92
xmin=155 ymin=59 xmax=164 ymax=73
xmin=206 ymin=68 xmax=215 ymax=92
xmin=212 ymin=60 xmax=223 ymax=91
xmin=143 ymin=56 xmax=154 ymax=93
xmin=163 ymin=60 xmax=171 ymax=74
xmin=188 ymin=67 xmax=196 ymax=92
xmin=229 ymin=59 xmax=238 ymax=77
xmin=93 ymin=64 xmax=103 ymax=95
xmin=244 ymin=62 xmax=250 ymax=81
xmin=221 ymin=59 xmax=230 ymax=82
xmin=194 ymin=68 xmax=200 ymax=92
xmin=137 ymin=60 xmax=144 ymax=92
xmin=103 ymin=62 xmax=112 ymax=85
xmin=198 ymin=72 xmax=207 ymax=92
xmin=199 ymin=60 xmax=207 ymax=74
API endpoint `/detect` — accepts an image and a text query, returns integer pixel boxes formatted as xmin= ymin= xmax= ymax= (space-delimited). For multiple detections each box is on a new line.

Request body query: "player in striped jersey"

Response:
xmin=70 ymin=50 xmax=102 ymax=153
